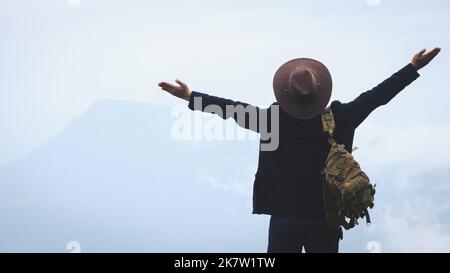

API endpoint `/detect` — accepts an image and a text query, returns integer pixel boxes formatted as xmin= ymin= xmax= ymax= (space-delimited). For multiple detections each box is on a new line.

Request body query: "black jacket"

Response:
xmin=188 ymin=63 xmax=420 ymax=220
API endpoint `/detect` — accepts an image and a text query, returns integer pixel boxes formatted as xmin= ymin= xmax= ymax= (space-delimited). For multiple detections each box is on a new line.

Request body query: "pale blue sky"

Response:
xmin=1 ymin=0 xmax=450 ymax=252
xmin=1 ymin=0 xmax=449 ymax=166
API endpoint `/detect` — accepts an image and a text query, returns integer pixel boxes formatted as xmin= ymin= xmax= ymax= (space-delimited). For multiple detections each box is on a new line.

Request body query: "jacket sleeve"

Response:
xmin=188 ymin=91 xmax=265 ymax=133
xmin=343 ymin=63 xmax=420 ymax=129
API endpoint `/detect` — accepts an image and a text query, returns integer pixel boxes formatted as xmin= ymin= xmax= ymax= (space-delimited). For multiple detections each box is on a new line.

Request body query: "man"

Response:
xmin=158 ymin=48 xmax=440 ymax=253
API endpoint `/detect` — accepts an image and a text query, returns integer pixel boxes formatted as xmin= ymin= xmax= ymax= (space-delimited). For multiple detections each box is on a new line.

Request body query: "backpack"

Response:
xmin=321 ymin=107 xmax=376 ymax=230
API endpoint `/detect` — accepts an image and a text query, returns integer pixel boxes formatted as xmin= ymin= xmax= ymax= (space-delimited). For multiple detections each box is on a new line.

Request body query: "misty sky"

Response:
xmin=1 ymin=0 xmax=449 ymax=166
xmin=1 ymin=0 xmax=450 ymax=252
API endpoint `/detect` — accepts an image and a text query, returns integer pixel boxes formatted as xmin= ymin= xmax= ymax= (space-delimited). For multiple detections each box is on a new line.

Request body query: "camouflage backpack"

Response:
xmin=321 ymin=107 xmax=376 ymax=230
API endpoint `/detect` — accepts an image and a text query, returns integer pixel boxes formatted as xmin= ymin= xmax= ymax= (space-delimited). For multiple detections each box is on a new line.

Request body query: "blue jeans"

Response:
xmin=267 ymin=215 xmax=342 ymax=253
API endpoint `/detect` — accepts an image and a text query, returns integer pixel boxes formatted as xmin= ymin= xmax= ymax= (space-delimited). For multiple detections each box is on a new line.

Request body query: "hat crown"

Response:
xmin=288 ymin=68 xmax=318 ymax=103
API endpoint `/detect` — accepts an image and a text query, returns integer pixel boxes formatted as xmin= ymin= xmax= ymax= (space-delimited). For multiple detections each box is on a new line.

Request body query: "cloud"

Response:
xmin=197 ymin=172 xmax=253 ymax=198
xmin=338 ymin=121 xmax=450 ymax=252
xmin=1 ymin=199 xmax=36 ymax=209
xmin=355 ymin=121 xmax=450 ymax=170
xmin=378 ymin=195 xmax=450 ymax=252
xmin=369 ymin=166 xmax=450 ymax=252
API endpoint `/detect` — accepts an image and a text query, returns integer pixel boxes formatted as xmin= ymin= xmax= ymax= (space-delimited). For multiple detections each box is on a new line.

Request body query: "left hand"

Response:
xmin=411 ymin=47 xmax=441 ymax=70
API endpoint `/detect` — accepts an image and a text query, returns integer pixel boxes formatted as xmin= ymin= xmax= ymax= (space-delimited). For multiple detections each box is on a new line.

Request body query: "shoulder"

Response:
xmin=329 ymin=100 xmax=349 ymax=130
xmin=330 ymin=100 xmax=344 ymax=114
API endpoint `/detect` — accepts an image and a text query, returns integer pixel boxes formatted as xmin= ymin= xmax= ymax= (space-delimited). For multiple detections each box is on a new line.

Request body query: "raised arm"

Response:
xmin=158 ymin=79 xmax=264 ymax=133
xmin=343 ymin=48 xmax=441 ymax=129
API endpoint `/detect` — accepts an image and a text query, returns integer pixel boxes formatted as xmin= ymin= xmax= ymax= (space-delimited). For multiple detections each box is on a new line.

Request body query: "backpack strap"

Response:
xmin=321 ymin=107 xmax=336 ymax=144
xmin=363 ymin=209 xmax=372 ymax=225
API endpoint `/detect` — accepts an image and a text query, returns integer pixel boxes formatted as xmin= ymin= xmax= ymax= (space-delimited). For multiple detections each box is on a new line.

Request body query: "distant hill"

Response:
xmin=0 ymin=100 xmax=268 ymax=252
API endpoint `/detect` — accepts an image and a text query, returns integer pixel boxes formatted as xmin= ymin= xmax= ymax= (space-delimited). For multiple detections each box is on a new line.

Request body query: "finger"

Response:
xmin=424 ymin=47 xmax=440 ymax=56
xmin=175 ymin=79 xmax=187 ymax=87
xmin=175 ymin=79 xmax=188 ymax=89
xmin=429 ymin=47 xmax=441 ymax=58
xmin=424 ymin=47 xmax=441 ymax=61
xmin=415 ymin=48 xmax=426 ymax=57
xmin=158 ymin=81 xmax=169 ymax=88
xmin=158 ymin=82 xmax=176 ymax=91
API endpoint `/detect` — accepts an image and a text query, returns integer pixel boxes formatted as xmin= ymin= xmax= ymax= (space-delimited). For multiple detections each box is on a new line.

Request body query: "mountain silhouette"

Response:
xmin=0 ymin=99 xmax=272 ymax=252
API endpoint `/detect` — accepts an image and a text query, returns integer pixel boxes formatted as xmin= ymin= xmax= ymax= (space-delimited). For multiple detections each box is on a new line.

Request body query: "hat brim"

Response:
xmin=273 ymin=58 xmax=332 ymax=119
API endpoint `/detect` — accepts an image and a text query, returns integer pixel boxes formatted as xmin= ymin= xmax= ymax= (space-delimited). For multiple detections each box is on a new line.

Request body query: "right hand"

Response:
xmin=158 ymin=79 xmax=192 ymax=101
